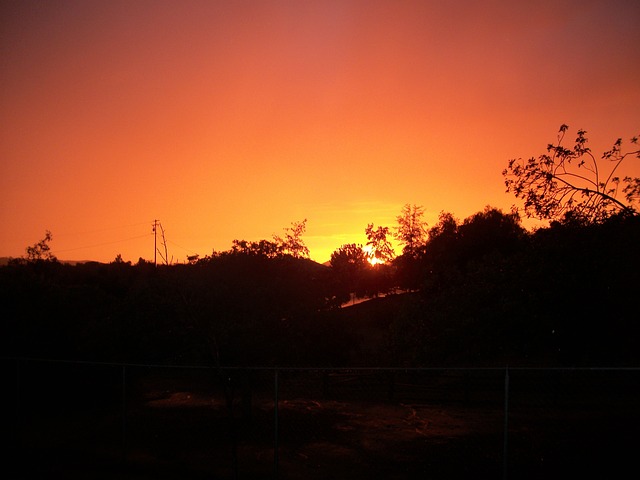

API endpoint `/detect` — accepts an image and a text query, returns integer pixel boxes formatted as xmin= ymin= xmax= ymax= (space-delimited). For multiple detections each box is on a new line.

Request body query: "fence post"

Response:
xmin=15 ymin=359 xmax=21 ymax=451
xmin=503 ymin=366 xmax=510 ymax=480
xmin=122 ymin=365 xmax=127 ymax=464
xmin=274 ymin=369 xmax=279 ymax=479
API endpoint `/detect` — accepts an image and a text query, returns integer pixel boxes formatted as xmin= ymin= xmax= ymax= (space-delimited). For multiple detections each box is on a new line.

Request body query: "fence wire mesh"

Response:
xmin=5 ymin=359 xmax=640 ymax=480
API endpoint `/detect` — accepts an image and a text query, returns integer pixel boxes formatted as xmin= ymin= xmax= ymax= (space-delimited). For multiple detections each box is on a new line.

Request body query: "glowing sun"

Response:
xmin=363 ymin=245 xmax=385 ymax=266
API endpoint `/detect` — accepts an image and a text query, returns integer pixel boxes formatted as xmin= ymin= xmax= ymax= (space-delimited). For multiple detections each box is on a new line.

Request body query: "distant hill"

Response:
xmin=0 ymin=257 xmax=97 ymax=266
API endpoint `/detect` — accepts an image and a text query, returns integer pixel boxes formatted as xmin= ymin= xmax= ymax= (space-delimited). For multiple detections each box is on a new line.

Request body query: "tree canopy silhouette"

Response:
xmin=273 ymin=219 xmax=310 ymax=259
xmin=17 ymin=230 xmax=57 ymax=264
xmin=3 ymin=209 xmax=640 ymax=368
xmin=503 ymin=125 xmax=640 ymax=224
xmin=394 ymin=204 xmax=428 ymax=257
xmin=329 ymin=243 xmax=369 ymax=302
xmin=365 ymin=223 xmax=395 ymax=264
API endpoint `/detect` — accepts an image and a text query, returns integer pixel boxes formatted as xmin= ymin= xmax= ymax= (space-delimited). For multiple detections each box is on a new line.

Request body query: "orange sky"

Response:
xmin=1 ymin=0 xmax=639 ymax=264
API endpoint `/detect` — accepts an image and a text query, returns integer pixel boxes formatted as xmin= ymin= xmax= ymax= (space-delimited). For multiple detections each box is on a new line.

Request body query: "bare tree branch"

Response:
xmin=503 ymin=125 xmax=639 ymax=224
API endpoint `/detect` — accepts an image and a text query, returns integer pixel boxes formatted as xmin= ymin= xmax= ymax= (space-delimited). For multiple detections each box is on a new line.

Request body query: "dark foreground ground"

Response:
xmin=6 ymin=363 xmax=640 ymax=479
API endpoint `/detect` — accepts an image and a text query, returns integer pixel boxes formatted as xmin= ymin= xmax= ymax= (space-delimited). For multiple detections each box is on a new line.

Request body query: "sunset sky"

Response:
xmin=1 ymin=0 xmax=639 ymax=264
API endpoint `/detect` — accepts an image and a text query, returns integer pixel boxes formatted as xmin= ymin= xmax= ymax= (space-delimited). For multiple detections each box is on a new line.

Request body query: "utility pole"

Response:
xmin=152 ymin=219 xmax=158 ymax=267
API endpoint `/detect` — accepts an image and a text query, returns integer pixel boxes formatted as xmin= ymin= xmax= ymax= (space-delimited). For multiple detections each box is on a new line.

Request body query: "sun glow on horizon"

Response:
xmin=1 ymin=1 xmax=638 ymax=264
xmin=362 ymin=245 xmax=386 ymax=266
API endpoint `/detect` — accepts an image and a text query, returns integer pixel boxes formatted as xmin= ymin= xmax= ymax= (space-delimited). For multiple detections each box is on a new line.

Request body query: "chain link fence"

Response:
xmin=5 ymin=358 xmax=640 ymax=479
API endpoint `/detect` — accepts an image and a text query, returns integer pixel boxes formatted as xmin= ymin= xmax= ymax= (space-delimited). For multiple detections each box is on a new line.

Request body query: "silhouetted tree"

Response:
xmin=457 ymin=206 xmax=526 ymax=263
xmin=329 ymin=243 xmax=369 ymax=303
xmin=392 ymin=205 xmax=428 ymax=290
xmin=420 ymin=207 xmax=526 ymax=290
xmin=273 ymin=219 xmax=310 ymax=258
xmin=112 ymin=254 xmax=131 ymax=265
xmin=428 ymin=211 xmax=459 ymax=240
xmin=394 ymin=204 xmax=428 ymax=257
xmin=25 ymin=230 xmax=57 ymax=263
xmin=421 ymin=211 xmax=460 ymax=290
xmin=504 ymin=125 xmax=640 ymax=224
xmin=228 ymin=239 xmax=281 ymax=258
xmin=365 ymin=223 xmax=395 ymax=264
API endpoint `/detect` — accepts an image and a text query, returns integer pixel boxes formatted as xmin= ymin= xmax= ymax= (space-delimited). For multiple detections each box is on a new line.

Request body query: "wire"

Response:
xmin=51 ymin=233 xmax=152 ymax=254
xmin=53 ymin=221 xmax=154 ymax=238
xmin=166 ymin=239 xmax=199 ymax=256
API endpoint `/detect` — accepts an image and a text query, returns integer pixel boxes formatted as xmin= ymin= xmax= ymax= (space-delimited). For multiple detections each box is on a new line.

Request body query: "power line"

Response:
xmin=166 ymin=239 xmax=199 ymax=256
xmin=50 ymin=233 xmax=152 ymax=254
xmin=49 ymin=220 xmax=200 ymax=263
xmin=53 ymin=220 xmax=153 ymax=238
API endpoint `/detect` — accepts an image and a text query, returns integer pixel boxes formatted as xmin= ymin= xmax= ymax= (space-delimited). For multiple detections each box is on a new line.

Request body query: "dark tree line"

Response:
xmin=3 ymin=208 xmax=638 ymax=367
xmin=2 ymin=125 xmax=638 ymax=367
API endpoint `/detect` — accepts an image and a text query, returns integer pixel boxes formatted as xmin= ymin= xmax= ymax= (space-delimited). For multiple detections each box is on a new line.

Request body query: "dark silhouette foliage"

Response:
xmin=2 ymin=208 xmax=639 ymax=368
xmin=329 ymin=243 xmax=369 ymax=304
xmin=392 ymin=212 xmax=640 ymax=366
xmin=394 ymin=204 xmax=428 ymax=256
xmin=504 ymin=125 xmax=640 ymax=224
xmin=365 ymin=223 xmax=395 ymax=263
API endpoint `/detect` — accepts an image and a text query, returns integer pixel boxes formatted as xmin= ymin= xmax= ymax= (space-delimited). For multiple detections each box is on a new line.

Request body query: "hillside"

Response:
xmin=2 ymin=215 xmax=639 ymax=368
